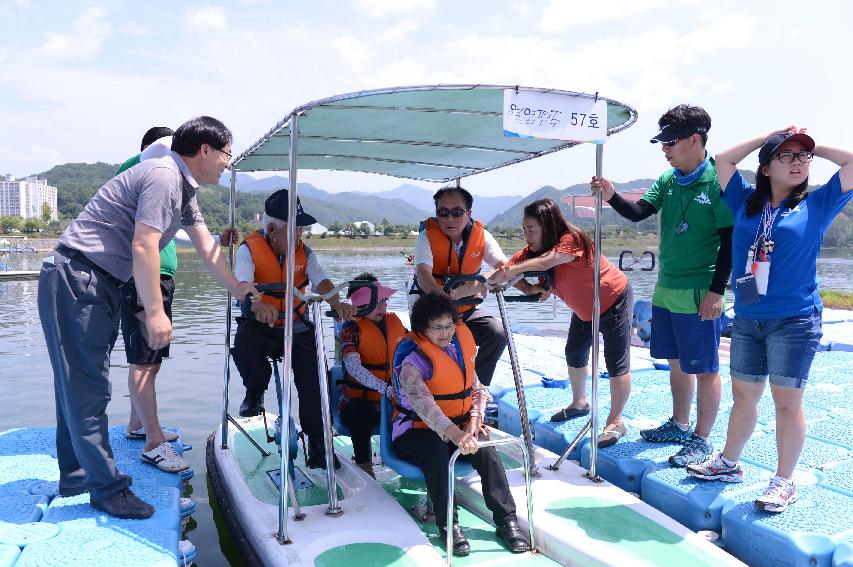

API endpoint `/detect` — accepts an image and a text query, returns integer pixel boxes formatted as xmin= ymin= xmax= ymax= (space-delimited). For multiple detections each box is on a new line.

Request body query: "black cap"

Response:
xmin=650 ymin=123 xmax=707 ymax=144
xmin=264 ymin=189 xmax=317 ymax=226
xmin=758 ymin=132 xmax=815 ymax=165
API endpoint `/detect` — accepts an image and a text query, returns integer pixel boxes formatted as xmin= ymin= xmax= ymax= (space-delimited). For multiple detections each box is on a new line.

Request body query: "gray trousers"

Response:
xmin=38 ymin=249 xmax=129 ymax=501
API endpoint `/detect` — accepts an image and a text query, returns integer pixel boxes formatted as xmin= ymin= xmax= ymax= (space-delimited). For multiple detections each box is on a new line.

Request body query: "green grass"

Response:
xmin=821 ymin=289 xmax=853 ymax=310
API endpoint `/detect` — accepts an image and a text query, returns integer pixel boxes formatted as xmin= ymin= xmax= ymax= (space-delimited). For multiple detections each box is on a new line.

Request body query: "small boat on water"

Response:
xmin=204 ymin=84 xmax=759 ymax=566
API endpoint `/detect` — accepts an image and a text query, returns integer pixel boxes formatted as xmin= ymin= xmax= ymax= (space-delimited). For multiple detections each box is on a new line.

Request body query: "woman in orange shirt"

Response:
xmin=488 ymin=198 xmax=633 ymax=447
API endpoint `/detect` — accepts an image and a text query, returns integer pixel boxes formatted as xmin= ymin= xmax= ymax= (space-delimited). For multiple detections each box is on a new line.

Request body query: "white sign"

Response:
xmin=503 ymin=90 xmax=607 ymax=143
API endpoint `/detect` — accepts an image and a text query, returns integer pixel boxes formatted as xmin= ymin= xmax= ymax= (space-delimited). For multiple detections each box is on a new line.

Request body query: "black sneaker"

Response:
xmin=90 ymin=488 xmax=155 ymax=519
xmin=239 ymin=392 xmax=264 ymax=417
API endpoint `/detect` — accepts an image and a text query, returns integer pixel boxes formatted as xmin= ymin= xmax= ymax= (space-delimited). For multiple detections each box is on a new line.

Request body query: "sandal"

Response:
xmin=597 ymin=423 xmax=627 ymax=448
xmin=550 ymin=403 xmax=590 ymax=422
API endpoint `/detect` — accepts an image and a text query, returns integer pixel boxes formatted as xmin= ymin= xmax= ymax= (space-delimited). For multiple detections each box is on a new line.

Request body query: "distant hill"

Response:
xmin=488 ymin=179 xmax=656 ymax=228
xmin=370 ymin=184 xmax=524 ymax=224
xmin=36 ymin=162 xmax=120 ymax=218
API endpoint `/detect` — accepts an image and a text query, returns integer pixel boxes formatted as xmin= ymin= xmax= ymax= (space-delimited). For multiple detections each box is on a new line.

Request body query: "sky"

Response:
xmin=1 ymin=0 xmax=850 ymax=197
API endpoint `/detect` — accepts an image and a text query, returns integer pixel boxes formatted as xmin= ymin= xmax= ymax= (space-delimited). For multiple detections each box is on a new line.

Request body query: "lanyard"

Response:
xmin=749 ymin=202 xmax=781 ymax=262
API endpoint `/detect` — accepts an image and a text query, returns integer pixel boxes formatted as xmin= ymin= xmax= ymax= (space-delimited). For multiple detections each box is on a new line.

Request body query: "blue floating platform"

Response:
xmin=0 ymin=428 xmax=57 ymax=457
xmin=0 ymin=487 xmax=49 ymax=524
xmin=43 ymin=481 xmax=181 ymax=533
xmin=0 ymin=426 xmax=185 ymax=566
xmin=640 ymin=460 xmax=773 ymax=533
xmin=822 ymin=459 xmax=853 ymax=495
xmin=805 ymin=416 xmax=853 ymax=451
xmin=579 ymin=427 xmax=680 ymax=494
xmin=742 ymin=430 xmax=852 ymax=470
xmin=0 ymin=544 xmax=19 ymax=567
xmin=533 ymin=412 xmax=613 ymax=460
xmin=721 ymin=485 xmax=853 ymax=567
xmin=15 ymin=523 xmax=179 ymax=567
xmin=835 ymin=535 xmax=853 ymax=567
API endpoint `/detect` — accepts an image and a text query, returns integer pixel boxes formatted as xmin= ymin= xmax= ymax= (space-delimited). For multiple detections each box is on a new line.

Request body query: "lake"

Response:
xmin=1 ymin=246 xmax=851 ymax=565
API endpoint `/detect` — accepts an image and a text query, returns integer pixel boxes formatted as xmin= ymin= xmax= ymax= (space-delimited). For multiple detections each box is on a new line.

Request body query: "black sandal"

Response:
xmin=550 ymin=403 xmax=590 ymax=422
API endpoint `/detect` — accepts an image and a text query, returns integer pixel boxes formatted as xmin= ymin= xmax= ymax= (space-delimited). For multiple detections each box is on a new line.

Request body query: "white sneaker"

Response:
xmin=127 ymin=427 xmax=179 ymax=442
xmin=142 ymin=442 xmax=190 ymax=473
xmin=754 ymin=477 xmax=798 ymax=513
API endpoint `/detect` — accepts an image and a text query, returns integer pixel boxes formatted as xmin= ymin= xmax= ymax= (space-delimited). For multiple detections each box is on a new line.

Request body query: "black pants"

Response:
xmin=461 ymin=308 xmax=507 ymax=386
xmin=231 ymin=319 xmax=324 ymax=439
xmin=38 ymin=248 xmax=129 ymax=501
xmin=339 ymin=398 xmax=379 ymax=463
xmin=392 ymin=428 xmax=516 ymax=530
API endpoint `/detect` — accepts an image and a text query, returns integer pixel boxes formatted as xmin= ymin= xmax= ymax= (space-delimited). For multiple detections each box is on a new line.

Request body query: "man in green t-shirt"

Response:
xmin=592 ymin=105 xmax=733 ymax=467
xmin=115 ymin=127 xmax=189 ymax=473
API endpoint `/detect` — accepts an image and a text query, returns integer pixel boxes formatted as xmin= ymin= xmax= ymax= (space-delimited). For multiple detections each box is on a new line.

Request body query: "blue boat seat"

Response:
xmin=379 ymin=396 xmax=473 ymax=480
xmin=329 ymin=365 xmax=380 ymax=438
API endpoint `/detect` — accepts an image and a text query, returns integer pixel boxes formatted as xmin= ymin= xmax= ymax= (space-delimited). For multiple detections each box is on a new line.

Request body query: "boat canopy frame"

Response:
xmin=221 ymin=83 xmax=638 ymax=545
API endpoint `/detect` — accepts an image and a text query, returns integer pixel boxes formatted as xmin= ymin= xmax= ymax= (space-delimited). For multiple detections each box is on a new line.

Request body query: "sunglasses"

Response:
xmin=660 ymin=139 xmax=681 ymax=147
xmin=436 ymin=207 xmax=467 ymax=218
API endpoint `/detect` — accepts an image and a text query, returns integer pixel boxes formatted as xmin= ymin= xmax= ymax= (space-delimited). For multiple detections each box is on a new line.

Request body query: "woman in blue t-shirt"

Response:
xmin=686 ymin=128 xmax=853 ymax=513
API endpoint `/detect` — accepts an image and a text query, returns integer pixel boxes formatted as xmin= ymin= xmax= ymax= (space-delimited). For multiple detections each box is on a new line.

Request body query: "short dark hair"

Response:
xmin=658 ymin=105 xmax=711 ymax=146
xmin=346 ymin=272 xmax=377 ymax=298
xmin=140 ymin=126 xmax=174 ymax=151
xmin=410 ymin=291 xmax=458 ymax=334
xmin=433 ymin=186 xmax=474 ymax=210
xmin=171 ymin=116 xmax=232 ymax=157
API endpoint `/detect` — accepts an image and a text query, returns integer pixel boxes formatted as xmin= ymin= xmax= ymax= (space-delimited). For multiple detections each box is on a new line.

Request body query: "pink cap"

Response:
xmin=350 ymin=281 xmax=397 ymax=307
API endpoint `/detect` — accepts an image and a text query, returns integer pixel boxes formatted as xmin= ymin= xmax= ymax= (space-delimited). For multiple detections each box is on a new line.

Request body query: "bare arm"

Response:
xmin=316 ymin=278 xmax=357 ymax=320
xmin=131 ymin=222 xmax=170 ymax=350
xmin=185 ymin=223 xmax=256 ymax=298
xmin=814 ymin=145 xmax=853 ymax=192
xmin=716 ymin=126 xmax=799 ymax=192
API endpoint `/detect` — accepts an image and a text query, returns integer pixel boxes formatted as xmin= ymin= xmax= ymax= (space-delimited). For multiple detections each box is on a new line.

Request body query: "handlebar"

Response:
xmin=239 ymin=280 xmax=376 ymax=321
xmin=442 ymin=274 xmax=486 ymax=307
xmin=485 ymin=270 xmax=553 ymax=303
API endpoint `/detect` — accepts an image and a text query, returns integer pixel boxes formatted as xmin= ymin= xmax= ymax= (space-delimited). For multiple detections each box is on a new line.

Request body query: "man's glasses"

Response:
xmin=426 ymin=322 xmax=455 ymax=332
xmin=217 ymin=147 xmax=232 ymax=160
xmin=436 ymin=207 xmax=467 ymax=218
xmin=775 ymin=151 xmax=814 ymax=164
xmin=660 ymin=139 xmax=682 ymax=147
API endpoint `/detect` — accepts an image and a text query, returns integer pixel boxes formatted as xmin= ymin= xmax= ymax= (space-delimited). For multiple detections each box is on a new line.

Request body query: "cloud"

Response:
xmin=40 ymin=4 xmax=112 ymax=59
xmin=185 ymin=5 xmax=227 ymax=32
xmin=354 ymin=0 xmax=435 ymax=18
xmin=538 ymin=0 xmax=670 ymax=33
xmin=120 ymin=21 xmax=151 ymax=36
xmin=0 ymin=47 xmax=8 ymax=64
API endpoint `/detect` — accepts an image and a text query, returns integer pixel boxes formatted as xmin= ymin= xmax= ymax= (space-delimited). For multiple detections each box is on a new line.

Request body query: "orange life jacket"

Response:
xmin=392 ymin=321 xmax=477 ymax=429
xmin=422 ymin=218 xmax=485 ymax=313
xmin=244 ymin=231 xmax=309 ymax=326
xmin=343 ymin=313 xmax=407 ymax=405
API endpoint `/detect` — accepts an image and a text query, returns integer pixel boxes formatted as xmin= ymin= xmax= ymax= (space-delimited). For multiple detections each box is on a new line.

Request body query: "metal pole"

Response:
xmin=277 ymin=113 xmax=299 ymax=544
xmin=548 ymin=419 xmax=591 ymax=471
xmin=571 ymin=195 xmax=576 ymax=225
xmin=220 ymin=168 xmax=237 ymax=449
xmin=494 ymin=290 xmax=538 ymax=476
xmin=311 ymin=301 xmax=342 ymax=515
xmin=445 ymin=437 xmax=534 ymax=566
xmin=587 ymin=144 xmax=604 ymax=482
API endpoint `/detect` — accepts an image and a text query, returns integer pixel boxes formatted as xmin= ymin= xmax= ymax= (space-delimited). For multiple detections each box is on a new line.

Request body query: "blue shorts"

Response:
xmin=730 ymin=309 xmax=822 ymax=389
xmin=650 ymin=305 xmax=721 ymax=374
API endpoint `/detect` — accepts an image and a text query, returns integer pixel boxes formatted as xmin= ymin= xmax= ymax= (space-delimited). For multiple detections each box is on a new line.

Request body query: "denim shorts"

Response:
xmin=730 ymin=309 xmax=823 ymax=389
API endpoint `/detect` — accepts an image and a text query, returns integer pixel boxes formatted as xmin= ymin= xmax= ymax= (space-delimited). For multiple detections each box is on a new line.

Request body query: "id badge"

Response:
xmin=736 ymin=274 xmax=760 ymax=305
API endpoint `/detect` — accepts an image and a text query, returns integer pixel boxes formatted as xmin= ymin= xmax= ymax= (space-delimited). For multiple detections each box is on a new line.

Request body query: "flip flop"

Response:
xmin=597 ymin=423 xmax=628 ymax=448
xmin=550 ymin=403 xmax=590 ymax=422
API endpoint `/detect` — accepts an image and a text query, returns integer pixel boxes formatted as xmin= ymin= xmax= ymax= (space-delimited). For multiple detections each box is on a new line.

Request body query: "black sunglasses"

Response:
xmin=436 ymin=207 xmax=467 ymax=218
